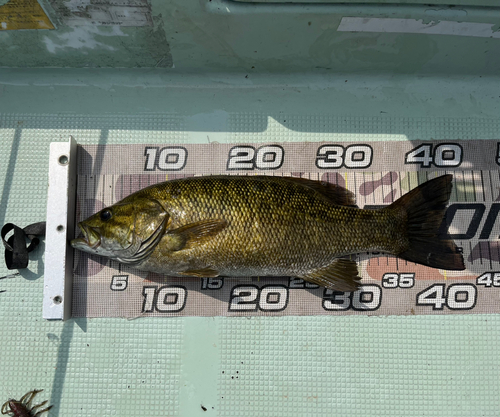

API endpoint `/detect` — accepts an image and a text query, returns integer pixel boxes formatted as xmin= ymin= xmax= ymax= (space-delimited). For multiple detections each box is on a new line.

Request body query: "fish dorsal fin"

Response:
xmin=298 ymin=258 xmax=361 ymax=291
xmin=178 ymin=267 xmax=220 ymax=278
xmin=280 ymin=177 xmax=357 ymax=207
xmin=168 ymin=219 xmax=228 ymax=250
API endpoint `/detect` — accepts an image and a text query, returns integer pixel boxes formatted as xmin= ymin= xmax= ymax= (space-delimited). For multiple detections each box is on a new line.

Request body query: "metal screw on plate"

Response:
xmin=58 ymin=154 xmax=69 ymax=165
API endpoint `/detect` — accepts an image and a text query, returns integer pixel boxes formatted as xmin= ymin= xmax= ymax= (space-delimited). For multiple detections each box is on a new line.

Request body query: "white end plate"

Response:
xmin=43 ymin=136 xmax=78 ymax=320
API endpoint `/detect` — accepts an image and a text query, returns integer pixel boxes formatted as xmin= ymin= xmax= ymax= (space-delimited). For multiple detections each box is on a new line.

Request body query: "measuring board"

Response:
xmin=70 ymin=140 xmax=500 ymax=318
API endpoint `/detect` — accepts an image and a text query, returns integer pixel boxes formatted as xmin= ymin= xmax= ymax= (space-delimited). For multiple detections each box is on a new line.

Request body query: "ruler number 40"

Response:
xmin=416 ymin=284 xmax=476 ymax=310
xmin=405 ymin=143 xmax=462 ymax=168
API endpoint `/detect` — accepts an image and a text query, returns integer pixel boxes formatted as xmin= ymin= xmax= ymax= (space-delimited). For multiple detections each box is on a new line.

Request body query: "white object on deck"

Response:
xmin=43 ymin=136 xmax=78 ymax=320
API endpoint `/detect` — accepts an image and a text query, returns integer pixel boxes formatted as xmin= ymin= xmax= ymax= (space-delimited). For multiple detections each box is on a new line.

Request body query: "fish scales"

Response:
xmin=72 ymin=175 xmax=465 ymax=291
xmin=139 ymin=177 xmax=400 ymax=275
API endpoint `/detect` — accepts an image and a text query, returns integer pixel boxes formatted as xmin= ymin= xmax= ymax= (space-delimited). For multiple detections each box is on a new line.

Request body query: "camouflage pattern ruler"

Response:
xmin=72 ymin=141 xmax=500 ymax=317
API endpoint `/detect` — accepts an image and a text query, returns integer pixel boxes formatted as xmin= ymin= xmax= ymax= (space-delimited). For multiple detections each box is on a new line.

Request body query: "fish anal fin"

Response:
xmin=178 ymin=267 xmax=220 ymax=278
xmin=298 ymin=258 xmax=361 ymax=291
xmin=280 ymin=177 xmax=357 ymax=207
xmin=169 ymin=219 xmax=228 ymax=250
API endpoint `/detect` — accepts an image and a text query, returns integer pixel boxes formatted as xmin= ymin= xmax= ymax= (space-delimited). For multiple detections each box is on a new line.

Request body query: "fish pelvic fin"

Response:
xmin=298 ymin=258 xmax=361 ymax=291
xmin=389 ymin=174 xmax=465 ymax=270
xmin=168 ymin=219 xmax=228 ymax=250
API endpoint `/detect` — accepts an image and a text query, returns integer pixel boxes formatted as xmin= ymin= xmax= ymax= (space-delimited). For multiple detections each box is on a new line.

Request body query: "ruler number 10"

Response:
xmin=142 ymin=285 xmax=187 ymax=313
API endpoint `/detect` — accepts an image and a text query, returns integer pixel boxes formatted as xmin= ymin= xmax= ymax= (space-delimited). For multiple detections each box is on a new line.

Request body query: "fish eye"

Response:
xmin=100 ymin=209 xmax=112 ymax=222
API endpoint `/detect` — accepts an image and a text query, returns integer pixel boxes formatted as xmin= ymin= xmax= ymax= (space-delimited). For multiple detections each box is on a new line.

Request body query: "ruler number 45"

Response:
xmin=476 ymin=272 xmax=500 ymax=287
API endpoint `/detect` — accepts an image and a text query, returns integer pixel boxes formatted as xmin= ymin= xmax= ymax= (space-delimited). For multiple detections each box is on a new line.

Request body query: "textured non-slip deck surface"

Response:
xmin=0 ymin=73 xmax=499 ymax=416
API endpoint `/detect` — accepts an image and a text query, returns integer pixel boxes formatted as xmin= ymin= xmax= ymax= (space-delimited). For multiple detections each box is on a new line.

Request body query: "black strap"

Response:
xmin=1 ymin=222 xmax=46 ymax=270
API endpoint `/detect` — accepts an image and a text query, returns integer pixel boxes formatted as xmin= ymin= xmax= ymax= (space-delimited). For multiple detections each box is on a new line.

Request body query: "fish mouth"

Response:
xmin=71 ymin=223 xmax=101 ymax=250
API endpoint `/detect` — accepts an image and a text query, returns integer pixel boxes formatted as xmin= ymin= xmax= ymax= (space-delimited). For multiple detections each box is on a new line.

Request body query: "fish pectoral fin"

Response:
xmin=163 ymin=234 xmax=186 ymax=252
xmin=169 ymin=219 xmax=228 ymax=250
xmin=178 ymin=267 xmax=220 ymax=278
xmin=298 ymin=258 xmax=361 ymax=291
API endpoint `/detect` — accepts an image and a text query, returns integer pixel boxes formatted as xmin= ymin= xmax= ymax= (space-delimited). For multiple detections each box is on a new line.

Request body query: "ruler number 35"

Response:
xmin=382 ymin=273 xmax=415 ymax=288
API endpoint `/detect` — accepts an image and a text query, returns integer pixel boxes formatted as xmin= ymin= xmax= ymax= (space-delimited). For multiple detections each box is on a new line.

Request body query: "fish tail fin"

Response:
xmin=389 ymin=174 xmax=465 ymax=270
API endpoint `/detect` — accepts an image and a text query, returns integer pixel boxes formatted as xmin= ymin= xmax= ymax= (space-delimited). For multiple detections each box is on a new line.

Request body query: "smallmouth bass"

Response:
xmin=71 ymin=175 xmax=465 ymax=291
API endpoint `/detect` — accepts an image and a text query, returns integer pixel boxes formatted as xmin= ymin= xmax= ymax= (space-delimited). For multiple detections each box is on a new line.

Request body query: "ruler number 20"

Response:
xmin=228 ymin=285 xmax=289 ymax=311
xmin=227 ymin=145 xmax=284 ymax=170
